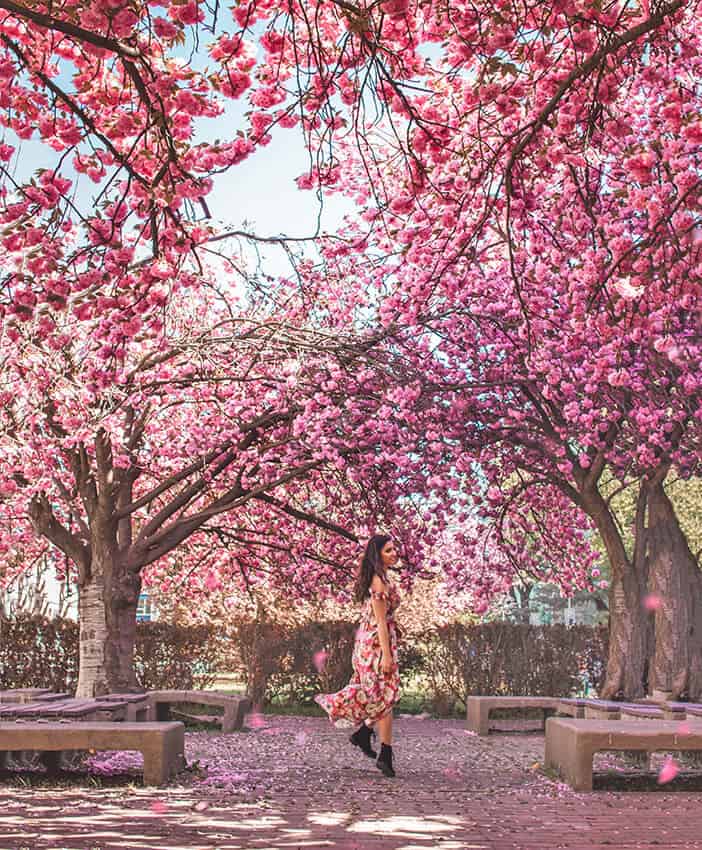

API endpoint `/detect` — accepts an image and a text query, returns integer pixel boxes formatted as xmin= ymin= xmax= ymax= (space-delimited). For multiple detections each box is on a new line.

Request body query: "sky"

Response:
xmin=4 ymin=73 xmax=355 ymax=281
xmin=202 ymin=103 xmax=355 ymax=277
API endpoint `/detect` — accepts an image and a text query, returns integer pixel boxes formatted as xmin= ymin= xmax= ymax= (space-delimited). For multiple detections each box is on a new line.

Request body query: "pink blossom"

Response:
xmin=643 ymin=594 xmax=662 ymax=611
xmin=313 ymin=649 xmax=328 ymax=673
xmin=657 ymin=757 xmax=679 ymax=785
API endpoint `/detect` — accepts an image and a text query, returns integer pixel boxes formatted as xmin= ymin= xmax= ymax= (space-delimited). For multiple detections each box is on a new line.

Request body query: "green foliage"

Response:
xmin=231 ymin=620 xmax=608 ymax=712
xmin=596 ymin=472 xmax=702 ymax=566
xmin=0 ymin=615 xmax=223 ymax=691
xmin=1 ymin=616 xmax=608 ymax=716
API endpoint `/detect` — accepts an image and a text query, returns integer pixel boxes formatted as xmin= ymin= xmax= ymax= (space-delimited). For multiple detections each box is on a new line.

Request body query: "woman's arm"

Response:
xmin=370 ymin=575 xmax=392 ymax=672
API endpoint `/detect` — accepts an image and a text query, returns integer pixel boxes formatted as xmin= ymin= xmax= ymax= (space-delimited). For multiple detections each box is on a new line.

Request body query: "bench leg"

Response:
xmin=145 ymin=701 xmax=170 ymax=722
xmin=221 ymin=699 xmax=250 ymax=733
xmin=142 ymin=729 xmax=185 ymax=786
xmin=222 ymin=705 xmax=236 ymax=733
xmin=565 ymin=742 xmax=595 ymax=792
xmin=142 ymin=742 xmax=170 ymax=786
xmin=466 ymin=701 xmax=490 ymax=735
xmin=545 ymin=723 xmax=595 ymax=791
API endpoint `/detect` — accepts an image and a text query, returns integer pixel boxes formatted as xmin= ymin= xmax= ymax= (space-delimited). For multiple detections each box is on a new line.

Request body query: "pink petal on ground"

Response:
xmin=677 ymin=722 xmax=693 ymax=736
xmin=193 ymin=801 xmax=209 ymax=812
xmin=643 ymin=593 xmax=662 ymax=611
xmin=150 ymin=801 xmax=168 ymax=814
xmin=658 ymin=757 xmax=679 ymax=784
xmin=248 ymin=711 xmax=267 ymax=729
xmin=313 ymin=649 xmax=328 ymax=673
xmin=294 ymin=731 xmax=308 ymax=746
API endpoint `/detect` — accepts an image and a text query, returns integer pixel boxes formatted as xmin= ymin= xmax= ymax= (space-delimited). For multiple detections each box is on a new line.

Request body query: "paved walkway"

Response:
xmin=1 ymin=716 xmax=702 ymax=849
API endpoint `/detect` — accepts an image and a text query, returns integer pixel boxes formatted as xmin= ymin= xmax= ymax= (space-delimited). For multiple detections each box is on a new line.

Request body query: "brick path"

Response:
xmin=1 ymin=715 xmax=702 ymax=849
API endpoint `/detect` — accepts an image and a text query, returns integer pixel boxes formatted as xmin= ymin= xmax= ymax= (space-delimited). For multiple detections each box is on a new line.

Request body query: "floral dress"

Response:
xmin=315 ymin=581 xmax=401 ymax=727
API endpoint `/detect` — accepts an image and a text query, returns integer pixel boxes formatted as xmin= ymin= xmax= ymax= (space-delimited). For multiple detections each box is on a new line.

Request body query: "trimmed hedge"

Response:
xmin=0 ymin=615 xmax=79 ymax=693
xmin=415 ymin=622 xmax=608 ymax=713
xmin=0 ymin=614 xmax=222 ymax=692
xmin=228 ymin=620 xmax=609 ymax=711
xmin=1 ymin=615 xmax=608 ymax=713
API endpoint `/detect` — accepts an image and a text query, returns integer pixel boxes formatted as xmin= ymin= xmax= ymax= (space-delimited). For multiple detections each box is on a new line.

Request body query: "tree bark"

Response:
xmin=75 ymin=548 xmax=142 ymax=697
xmin=74 ymin=438 xmax=143 ymax=698
xmin=582 ymin=487 xmax=649 ymax=700
xmin=647 ymin=482 xmax=702 ymax=700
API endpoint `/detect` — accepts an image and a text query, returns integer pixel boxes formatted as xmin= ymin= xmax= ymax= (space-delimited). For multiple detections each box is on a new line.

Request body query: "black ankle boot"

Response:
xmin=376 ymin=743 xmax=396 ymax=777
xmin=350 ymin=723 xmax=377 ymax=758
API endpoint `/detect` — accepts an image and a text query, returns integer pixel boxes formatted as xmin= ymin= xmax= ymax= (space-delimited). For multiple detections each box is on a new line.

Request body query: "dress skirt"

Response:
xmin=315 ymin=585 xmax=401 ymax=727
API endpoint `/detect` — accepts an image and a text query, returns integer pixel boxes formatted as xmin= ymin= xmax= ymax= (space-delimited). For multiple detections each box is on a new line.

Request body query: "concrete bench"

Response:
xmin=544 ymin=717 xmax=702 ymax=791
xmin=147 ymin=690 xmax=251 ymax=732
xmin=0 ymin=698 xmax=128 ymax=721
xmin=0 ymin=689 xmax=53 ymax=704
xmin=466 ymin=696 xmax=565 ymax=735
xmin=96 ymin=693 xmax=149 ymax=722
xmin=0 ymin=721 xmax=184 ymax=785
xmin=664 ymin=701 xmax=702 ymax=719
xmin=580 ymin=699 xmax=685 ymax=721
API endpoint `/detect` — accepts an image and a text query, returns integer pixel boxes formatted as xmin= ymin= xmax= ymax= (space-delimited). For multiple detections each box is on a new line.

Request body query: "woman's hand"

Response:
xmin=381 ymin=653 xmax=393 ymax=675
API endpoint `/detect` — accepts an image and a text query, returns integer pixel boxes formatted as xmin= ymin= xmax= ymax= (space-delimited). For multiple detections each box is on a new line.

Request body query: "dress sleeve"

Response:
xmin=370 ymin=589 xmax=389 ymax=602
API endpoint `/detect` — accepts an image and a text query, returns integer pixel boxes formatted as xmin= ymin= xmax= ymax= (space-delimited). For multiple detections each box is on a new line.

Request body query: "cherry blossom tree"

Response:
xmin=301 ymin=0 xmax=702 ymax=698
xmin=3 ymin=0 xmax=701 ymax=702
xmin=0 ymin=270 xmax=450 ymax=695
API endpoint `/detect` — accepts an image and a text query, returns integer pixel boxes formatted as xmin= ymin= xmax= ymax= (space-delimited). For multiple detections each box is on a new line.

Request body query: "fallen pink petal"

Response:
xmin=657 ymin=757 xmax=679 ymax=785
xmin=313 ymin=649 xmax=328 ymax=673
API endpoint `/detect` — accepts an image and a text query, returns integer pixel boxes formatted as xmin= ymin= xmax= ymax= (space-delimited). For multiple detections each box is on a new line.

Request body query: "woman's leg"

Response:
xmin=376 ymin=710 xmax=392 ymax=746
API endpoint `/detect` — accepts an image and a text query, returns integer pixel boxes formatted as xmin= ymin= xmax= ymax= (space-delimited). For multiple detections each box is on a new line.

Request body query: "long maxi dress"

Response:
xmin=315 ymin=581 xmax=401 ymax=727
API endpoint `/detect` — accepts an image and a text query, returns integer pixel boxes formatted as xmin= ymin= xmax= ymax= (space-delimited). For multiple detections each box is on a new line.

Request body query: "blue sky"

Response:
xmin=202 ymin=102 xmax=355 ymax=276
xmin=5 ymin=88 xmax=354 ymax=279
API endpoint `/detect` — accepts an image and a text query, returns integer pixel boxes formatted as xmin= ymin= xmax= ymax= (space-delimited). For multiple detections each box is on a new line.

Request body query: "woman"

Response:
xmin=315 ymin=534 xmax=401 ymax=778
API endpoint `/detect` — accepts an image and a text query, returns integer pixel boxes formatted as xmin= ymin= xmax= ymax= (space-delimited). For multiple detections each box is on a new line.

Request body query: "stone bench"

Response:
xmin=579 ymin=699 xmax=686 ymax=721
xmin=147 ymin=690 xmax=251 ymax=732
xmin=96 ymin=693 xmax=149 ymax=722
xmin=664 ymin=701 xmax=702 ymax=719
xmin=0 ymin=698 xmax=128 ymax=721
xmin=0 ymin=721 xmax=184 ymax=786
xmin=0 ymin=689 xmax=53 ymax=704
xmin=466 ymin=696 xmax=565 ymax=735
xmin=544 ymin=717 xmax=702 ymax=791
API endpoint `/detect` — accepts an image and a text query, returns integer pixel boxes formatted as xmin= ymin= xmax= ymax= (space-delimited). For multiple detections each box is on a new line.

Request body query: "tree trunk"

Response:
xmin=647 ymin=483 xmax=702 ymax=700
xmin=76 ymin=549 xmax=142 ymax=698
xmin=600 ymin=564 xmax=648 ymax=699
xmin=583 ymin=488 xmax=649 ymax=700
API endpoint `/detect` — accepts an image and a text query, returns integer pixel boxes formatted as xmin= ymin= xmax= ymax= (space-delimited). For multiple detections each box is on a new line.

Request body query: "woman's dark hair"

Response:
xmin=354 ymin=534 xmax=391 ymax=604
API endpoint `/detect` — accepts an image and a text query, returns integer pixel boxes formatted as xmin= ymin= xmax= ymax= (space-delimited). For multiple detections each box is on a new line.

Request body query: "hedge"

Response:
xmin=228 ymin=620 xmax=608 ymax=711
xmin=0 ymin=614 xmax=223 ymax=692
xmin=1 ymin=615 xmax=608 ymax=712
